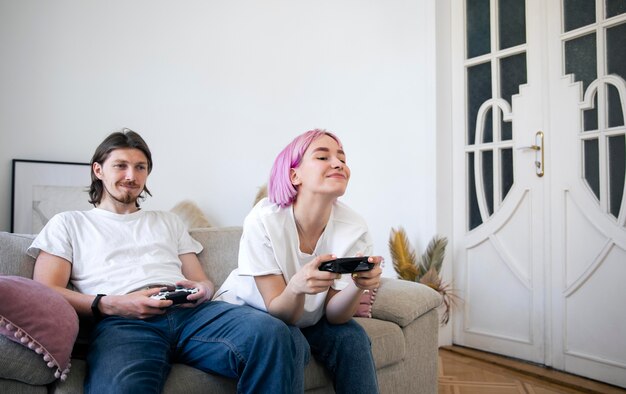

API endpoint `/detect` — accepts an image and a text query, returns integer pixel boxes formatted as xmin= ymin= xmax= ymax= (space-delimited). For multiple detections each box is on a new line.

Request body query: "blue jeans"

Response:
xmin=296 ymin=317 xmax=379 ymax=394
xmin=85 ymin=301 xmax=295 ymax=394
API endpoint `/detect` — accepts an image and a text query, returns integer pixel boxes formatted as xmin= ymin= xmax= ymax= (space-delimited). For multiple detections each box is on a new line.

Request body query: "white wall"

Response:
xmin=0 ymin=0 xmax=437 ymax=277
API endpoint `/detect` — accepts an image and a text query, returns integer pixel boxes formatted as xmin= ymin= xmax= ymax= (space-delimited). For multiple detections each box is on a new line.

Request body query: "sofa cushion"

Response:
xmin=0 ymin=375 xmax=48 ymax=394
xmin=0 ymin=232 xmax=36 ymax=278
xmin=356 ymin=317 xmax=405 ymax=369
xmin=163 ymin=363 xmax=237 ymax=393
xmin=50 ymin=358 xmax=86 ymax=394
xmin=190 ymin=227 xmax=243 ymax=288
xmin=372 ymin=277 xmax=442 ymax=327
xmin=0 ymin=276 xmax=79 ymax=381
xmin=0 ymin=335 xmax=58 ymax=385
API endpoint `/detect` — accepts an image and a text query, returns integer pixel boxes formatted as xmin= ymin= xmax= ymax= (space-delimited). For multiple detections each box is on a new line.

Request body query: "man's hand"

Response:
xmin=174 ymin=279 xmax=213 ymax=306
xmin=98 ymin=288 xmax=171 ymax=319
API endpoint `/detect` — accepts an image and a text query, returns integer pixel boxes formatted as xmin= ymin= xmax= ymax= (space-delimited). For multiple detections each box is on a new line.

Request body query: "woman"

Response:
xmin=216 ymin=129 xmax=382 ymax=393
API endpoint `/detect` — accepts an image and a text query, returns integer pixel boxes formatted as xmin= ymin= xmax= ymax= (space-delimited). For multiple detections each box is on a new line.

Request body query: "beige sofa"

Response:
xmin=0 ymin=227 xmax=442 ymax=393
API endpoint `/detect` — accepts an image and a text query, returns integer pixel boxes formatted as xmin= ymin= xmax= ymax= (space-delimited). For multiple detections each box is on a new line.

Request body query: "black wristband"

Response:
xmin=91 ymin=294 xmax=106 ymax=321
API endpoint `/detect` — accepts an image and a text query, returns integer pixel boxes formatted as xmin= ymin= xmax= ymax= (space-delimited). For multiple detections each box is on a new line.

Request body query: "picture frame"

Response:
xmin=11 ymin=159 xmax=92 ymax=233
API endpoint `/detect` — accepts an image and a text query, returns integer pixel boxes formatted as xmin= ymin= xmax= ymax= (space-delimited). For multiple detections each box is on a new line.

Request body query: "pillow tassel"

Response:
xmin=6 ymin=325 xmax=67 ymax=375
xmin=61 ymin=365 xmax=71 ymax=381
xmin=54 ymin=362 xmax=72 ymax=381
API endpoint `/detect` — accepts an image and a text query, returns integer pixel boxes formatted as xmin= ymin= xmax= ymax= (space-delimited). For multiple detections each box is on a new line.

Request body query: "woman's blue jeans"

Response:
xmin=84 ymin=301 xmax=296 ymax=394
xmin=292 ymin=317 xmax=379 ymax=394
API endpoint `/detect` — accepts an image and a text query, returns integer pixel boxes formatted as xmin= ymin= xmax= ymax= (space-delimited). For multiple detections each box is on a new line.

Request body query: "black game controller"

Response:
xmin=318 ymin=257 xmax=374 ymax=274
xmin=150 ymin=286 xmax=199 ymax=305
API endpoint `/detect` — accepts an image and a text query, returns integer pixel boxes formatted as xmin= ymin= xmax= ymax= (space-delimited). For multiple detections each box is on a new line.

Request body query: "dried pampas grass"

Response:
xmin=389 ymin=227 xmax=460 ymax=326
xmin=253 ymin=184 xmax=268 ymax=206
xmin=170 ymin=200 xmax=212 ymax=229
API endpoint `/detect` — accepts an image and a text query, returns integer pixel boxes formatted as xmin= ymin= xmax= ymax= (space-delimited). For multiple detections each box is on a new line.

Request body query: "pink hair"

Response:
xmin=268 ymin=129 xmax=342 ymax=207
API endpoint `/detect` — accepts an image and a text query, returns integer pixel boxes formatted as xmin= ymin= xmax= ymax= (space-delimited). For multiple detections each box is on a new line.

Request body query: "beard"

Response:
xmin=103 ymin=183 xmax=140 ymax=205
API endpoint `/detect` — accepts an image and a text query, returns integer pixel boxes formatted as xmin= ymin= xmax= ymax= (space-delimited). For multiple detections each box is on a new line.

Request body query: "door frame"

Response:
xmin=438 ymin=0 xmax=626 ymax=387
xmin=435 ymin=0 xmax=454 ymax=348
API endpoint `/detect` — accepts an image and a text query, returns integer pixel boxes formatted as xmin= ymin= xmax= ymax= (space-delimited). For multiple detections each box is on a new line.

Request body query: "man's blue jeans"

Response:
xmin=84 ymin=301 xmax=295 ymax=394
xmin=295 ymin=317 xmax=379 ymax=394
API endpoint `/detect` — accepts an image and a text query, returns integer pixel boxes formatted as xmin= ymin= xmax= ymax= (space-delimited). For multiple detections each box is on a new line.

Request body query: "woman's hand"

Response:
xmin=286 ymin=254 xmax=341 ymax=296
xmin=324 ymin=255 xmax=383 ymax=324
xmin=254 ymin=254 xmax=339 ymax=325
xmin=350 ymin=256 xmax=383 ymax=291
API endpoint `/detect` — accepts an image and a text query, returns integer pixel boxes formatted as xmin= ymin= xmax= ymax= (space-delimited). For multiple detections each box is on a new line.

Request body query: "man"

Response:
xmin=28 ymin=129 xmax=295 ymax=393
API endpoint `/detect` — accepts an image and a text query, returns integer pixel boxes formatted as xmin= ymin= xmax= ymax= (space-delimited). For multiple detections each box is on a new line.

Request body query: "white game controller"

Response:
xmin=150 ymin=286 xmax=199 ymax=305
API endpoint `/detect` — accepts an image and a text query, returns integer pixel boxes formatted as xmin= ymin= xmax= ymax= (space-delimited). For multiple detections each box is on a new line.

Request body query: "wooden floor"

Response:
xmin=439 ymin=346 xmax=626 ymax=394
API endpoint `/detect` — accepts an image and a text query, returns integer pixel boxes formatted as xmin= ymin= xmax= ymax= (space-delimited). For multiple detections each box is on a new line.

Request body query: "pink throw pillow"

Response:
xmin=0 ymin=276 xmax=79 ymax=381
xmin=354 ymin=288 xmax=378 ymax=318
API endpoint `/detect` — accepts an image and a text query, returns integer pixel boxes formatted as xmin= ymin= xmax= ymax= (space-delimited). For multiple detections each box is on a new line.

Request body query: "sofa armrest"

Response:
xmin=371 ymin=277 xmax=442 ymax=328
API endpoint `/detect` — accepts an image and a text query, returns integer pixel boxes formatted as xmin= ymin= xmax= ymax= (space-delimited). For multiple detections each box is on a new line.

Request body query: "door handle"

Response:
xmin=517 ymin=131 xmax=544 ymax=177
xmin=516 ymin=145 xmax=541 ymax=151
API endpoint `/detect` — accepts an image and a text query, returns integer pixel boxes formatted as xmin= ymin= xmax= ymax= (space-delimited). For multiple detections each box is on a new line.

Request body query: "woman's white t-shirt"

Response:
xmin=215 ymin=198 xmax=373 ymax=327
xmin=27 ymin=208 xmax=203 ymax=295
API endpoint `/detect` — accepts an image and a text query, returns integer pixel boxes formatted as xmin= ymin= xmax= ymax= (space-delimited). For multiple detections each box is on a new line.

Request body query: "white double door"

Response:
xmin=451 ymin=0 xmax=626 ymax=387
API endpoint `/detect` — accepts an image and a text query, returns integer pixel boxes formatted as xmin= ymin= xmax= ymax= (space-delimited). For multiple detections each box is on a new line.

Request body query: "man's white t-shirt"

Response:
xmin=27 ymin=208 xmax=203 ymax=295
xmin=215 ymin=198 xmax=373 ymax=328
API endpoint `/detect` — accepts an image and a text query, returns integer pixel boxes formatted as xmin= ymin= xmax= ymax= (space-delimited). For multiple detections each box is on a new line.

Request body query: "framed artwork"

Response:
xmin=11 ymin=159 xmax=92 ymax=233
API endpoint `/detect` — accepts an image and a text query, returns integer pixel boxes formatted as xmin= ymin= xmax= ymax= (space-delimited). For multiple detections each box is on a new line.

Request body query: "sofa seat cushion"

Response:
xmin=0 ymin=335 xmax=59 ymax=385
xmin=356 ymin=317 xmax=405 ymax=369
xmin=303 ymin=358 xmax=332 ymax=391
xmin=163 ymin=351 xmax=335 ymax=393
xmin=0 ymin=377 xmax=48 ymax=394
xmin=50 ymin=358 xmax=86 ymax=394
xmin=163 ymin=363 xmax=236 ymax=393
